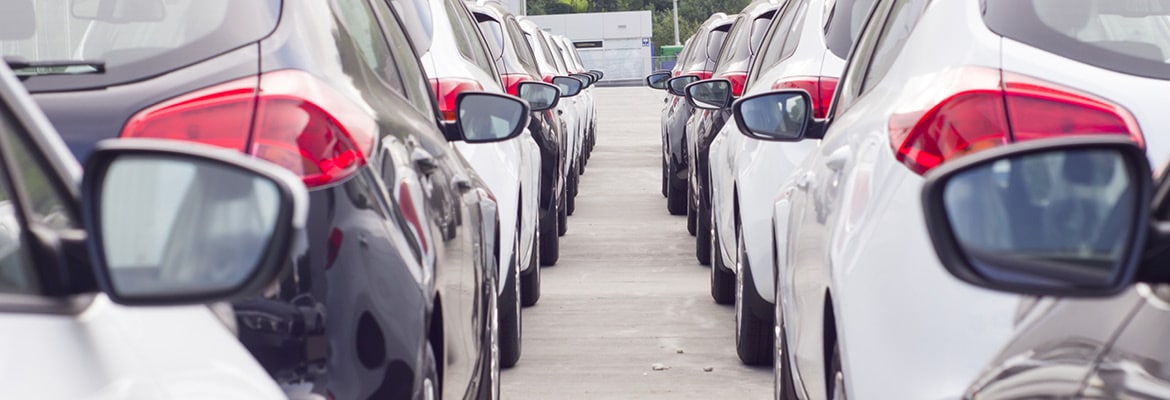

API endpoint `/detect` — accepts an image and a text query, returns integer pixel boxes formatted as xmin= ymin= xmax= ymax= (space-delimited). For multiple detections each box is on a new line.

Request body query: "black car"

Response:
xmin=3 ymin=0 xmax=533 ymax=398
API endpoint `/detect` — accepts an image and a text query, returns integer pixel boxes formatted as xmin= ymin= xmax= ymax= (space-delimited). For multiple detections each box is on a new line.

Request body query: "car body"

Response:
xmin=762 ymin=0 xmax=1169 ymax=398
xmin=683 ymin=0 xmax=781 ymax=268
xmin=401 ymin=0 xmax=542 ymax=369
xmin=659 ymin=14 xmax=734 ymax=216
xmin=551 ymin=34 xmax=597 ymax=162
xmin=702 ymin=0 xmax=872 ymax=364
xmin=0 ymin=59 xmax=306 ymax=399
xmin=525 ymin=24 xmax=589 ymax=214
xmin=3 ymin=0 xmax=509 ymax=398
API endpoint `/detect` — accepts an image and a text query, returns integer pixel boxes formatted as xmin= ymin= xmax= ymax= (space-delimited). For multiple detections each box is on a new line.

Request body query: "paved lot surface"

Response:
xmin=501 ymin=86 xmax=772 ymax=399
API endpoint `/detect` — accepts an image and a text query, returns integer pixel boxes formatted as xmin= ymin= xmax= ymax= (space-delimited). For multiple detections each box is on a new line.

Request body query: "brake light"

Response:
xmin=431 ymin=78 xmax=485 ymax=122
xmin=720 ymin=72 xmax=748 ymax=97
xmin=687 ymin=70 xmax=713 ymax=81
xmin=121 ymin=70 xmax=377 ymax=187
xmin=542 ymin=74 xmax=555 ymax=84
xmin=772 ymin=76 xmax=838 ymax=119
xmin=887 ymin=67 xmax=1141 ymax=175
xmin=502 ymin=73 xmax=533 ymax=96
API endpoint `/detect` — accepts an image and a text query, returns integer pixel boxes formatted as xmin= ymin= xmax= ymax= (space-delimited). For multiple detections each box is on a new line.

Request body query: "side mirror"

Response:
xmin=552 ymin=76 xmax=583 ymax=97
xmin=82 ymin=139 xmax=308 ymax=306
xmin=645 ymin=72 xmax=671 ymax=90
xmin=571 ymin=73 xmax=594 ymax=87
xmin=922 ymin=137 xmax=1151 ymax=297
xmin=685 ymin=79 xmax=733 ymax=110
xmin=667 ymin=75 xmax=698 ymax=97
xmin=590 ymin=70 xmax=604 ymax=80
xmin=732 ymin=90 xmax=817 ymax=142
xmin=452 ymin=92 xmax=531 ymax=143
xmin=517 ymin=81 xmax=560 ymax=111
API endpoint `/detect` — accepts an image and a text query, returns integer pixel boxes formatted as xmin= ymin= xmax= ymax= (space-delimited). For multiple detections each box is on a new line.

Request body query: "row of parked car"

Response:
xmin=649 ymin=0 xmax=1170 ymax=398
xmin=0 ymin=0 xmax=599 ymax=398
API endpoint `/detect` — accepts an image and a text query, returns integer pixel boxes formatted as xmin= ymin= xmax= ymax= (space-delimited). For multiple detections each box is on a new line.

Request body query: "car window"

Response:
xmin=507 ymin=19 xmax=539 ymax=70
xmin=824 ymin=0 xmax=879 ymax=58
xmin=778 ymin=1 xmax=810 ymax=61
xmin=0 ymin=108 xmax=43 ymax=295
xmin=385 ymin=0 xmax=435 ymax=53
xmin=443 ymin=0 xmax=497 ymax=77
xmin=6 ymin=123 xmax=77 ymax=231
xmin=475 ymin=14 xmax=506 ymax=61
xmin=335 ymin=0 xmax=407 ymax=93
xmin=831 ymin=0 xmax=891 ymax=118
xmin=370 ymin=0 xmax=437 ymax=115
xmin=985 ymin=0 xmax=1170 ymax=80
xmin=748 ymin=0 xmax=806 ymax=85
xmin=859 ymin=0 xmax=926 ymax=93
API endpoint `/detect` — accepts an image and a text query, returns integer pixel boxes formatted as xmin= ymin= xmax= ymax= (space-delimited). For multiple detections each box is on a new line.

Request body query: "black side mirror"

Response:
xmin=590 ymin=70 xmax=604 ymax=80
xmin=517 ymin=81 xmax=560 ymax=111
xmin=552 ymin=76 xmax=583 ymax=97
xmin=571 ymin=73 xmax=593 ymax=87
xmin=685 ymin=79 xmax=733 ymax=110
xmin=732 ymin=90 xmax=818 ymax=142
xmin=646 ymin=72 xmax=670 ymax=90
xmin=922 ymin=137 xmax=1151 ymax=297
xmin=82 ymin=139 xmax=308 ymax=306
xmin=667 ymin=75 xmax=698 ymax=97
xmin=449 ymin=92 xmax=531 ymax=143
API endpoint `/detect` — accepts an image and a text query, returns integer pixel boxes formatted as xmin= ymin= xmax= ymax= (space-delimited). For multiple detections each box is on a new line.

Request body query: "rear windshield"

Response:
xmin=0 ymin=0 xmax=280 ymax=91
xmin=715 ymin=11 xmax=777 ymax=75
xmin=985 ymin=0 xmax=1170 ymax=80
xmin=824 ymin=0 xmax=877 ymax=58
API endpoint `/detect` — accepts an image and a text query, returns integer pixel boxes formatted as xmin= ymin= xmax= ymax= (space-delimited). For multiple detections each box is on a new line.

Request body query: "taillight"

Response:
xmin=887 ymin=67 xmax=1142 ymax=175
xmin=772 ymin=76 xmax=838 ymax=119
xmin=542 ymin=74 xmax=555 ymax=84
xmin=720 ymin=71 xmax=748 ymax=97
xmin=688 ymin=70 xmax=713 ymax=81
xmin=122 ymin=69 xmax=377 ymax=188
xmin=502 ymin=73 xmax=533 ymax=96
xmin=430 ymin=78 xmax=484 ymax=122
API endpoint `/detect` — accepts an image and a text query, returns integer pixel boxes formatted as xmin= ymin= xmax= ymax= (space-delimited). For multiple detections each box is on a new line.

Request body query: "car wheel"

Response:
xmin=499 ymin=237 xmax=522 ymax=368
xmin=422 ymin=343 xmax=439 ymax=400
xmin=686 ymin=197 xmax=697 ymax=236
xmin=661 ymin=156 xmax=668 ymax=198
xmin=540 ymin=206 xmax=560 ymax=266
xmin=477 ymin=275 xmax=500 ymax=400
xmin=566 ymin=168 xmax=577 ymax=216
xmin=666 ymin=164 xmax=686 ymax=215
xmin=695 ymin=196 xmax=711 ymax=265
xmin=735 ymin=227 xmax=773 ymax=366
xmin=710 ymin=234 xmax=734 ymax=304
xmin=523 ymin=224 xmax=543 ymax=305
xmin=775 ymin=325 xmax=797 ymax=400
xmin=558 ymin=192 xmax=568 ymax=237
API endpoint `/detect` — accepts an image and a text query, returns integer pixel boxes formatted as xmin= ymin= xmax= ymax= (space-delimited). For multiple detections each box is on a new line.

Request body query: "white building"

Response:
xmin=525 ymin=11 xmax=653 ymax=84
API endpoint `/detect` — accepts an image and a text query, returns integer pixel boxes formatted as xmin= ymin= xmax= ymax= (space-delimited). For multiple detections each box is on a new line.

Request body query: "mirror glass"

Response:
xmin=72 ymin=0 xmax=166 ymax=23
xmin=100 ymin=155 xmax=280 ymax=298
xmin=668 ymin=76 xmax=697 ymax=96
xmin=737 ymin=92 xmax=809 ymax=140
xmin=552 ymin=76 xmax=582 ymax=97
xmin=688 ymin=80 xmax=732 ymax=109
xmin=646 ymin=72 xmax=670 ymax=90
xmin=572 ymin=74 xmax=593 ymax=87
xmin=942 ymin=148 xmax=1139 ymax=289
xmin=458 ymin=94 xmax=525 ymax=142
xmin=518 ymin=82 xmax=559 ymax=111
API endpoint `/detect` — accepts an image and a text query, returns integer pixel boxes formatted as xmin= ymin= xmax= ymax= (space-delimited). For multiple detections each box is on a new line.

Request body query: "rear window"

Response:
xmin=715 ymin=12 xmax=777 ymax=75
xmin=985 ymin=0 xmax=1170 ymax=80
xmin=0 ymin=0 xmax=280 ymax=91
xmin=824 ymin=0 xmax=877 ymax=58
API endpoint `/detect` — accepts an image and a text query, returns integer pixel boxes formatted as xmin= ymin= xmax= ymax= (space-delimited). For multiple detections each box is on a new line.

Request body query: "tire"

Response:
xmin=710 ymin=230 xmax=735 ymax=304
xmin=686 ymin=196 xmax=697 ymax=236
xmin=422 ymin=343 xmax=439 ymax=400
xmin=776 ymin=325 xmax=797 ymax=400
xmin=829 ymin=342 xmax=846 ymax=400
xmin=524 ymin=223 xmax=543 ymax=305
xmin=567 ymin=168 xmax=577 ymax=216
xmin=666 ymin=164 xmax=686 ymax=216
xmin=695 ymin=199 xmax=711 ymax=265
xmin=477 ymin=275 xmax=500 ymax=400
xmin=736 ymin=227 xmax=774 ymax=366
xmin=499 ymin=240 xmax=522 ymax=368
xmin=661 ymin=157 xmax=668 ymax=198
xmin=540 ymin=207 xmax=560 ymax=266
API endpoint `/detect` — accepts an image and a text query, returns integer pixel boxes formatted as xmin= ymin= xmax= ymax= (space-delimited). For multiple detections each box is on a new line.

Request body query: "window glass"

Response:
xmin=824 ymin=0 xmax=879 ymax=58
xmin=860 ymin=0 xmax=925 ymax=93
xmin=443 ymin=0 xmax=496 ymax=76
xmin=0 ymin=109 xmax=39 ymax=295
xmin=985 ymin=0 xmax=1170 ymax=80
xmin=370 ymin=0 xmax=437 ymax=115
xmin=778 ymin=1 xmax=810 ymax=60
xmin=748 ymin=0 xmax=805 ymax=85
xmin=507 ymin=19 xmax=539 ymax=69
xmin=831 ymin=0 xmax=890 ymax=118
xmin=335 ymin=0 xmax=406 ymax=93
xmin=476 ymin=15 xmax=506 ymax=61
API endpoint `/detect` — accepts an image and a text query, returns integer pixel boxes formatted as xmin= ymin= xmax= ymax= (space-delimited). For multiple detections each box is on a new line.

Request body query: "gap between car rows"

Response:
xmin=501 ymin=86 xmax=772 ymax=399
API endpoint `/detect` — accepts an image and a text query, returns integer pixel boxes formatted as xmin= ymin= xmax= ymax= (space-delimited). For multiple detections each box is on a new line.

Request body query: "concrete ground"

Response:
xmin=501 ymin=86 xmax=772 ymax=399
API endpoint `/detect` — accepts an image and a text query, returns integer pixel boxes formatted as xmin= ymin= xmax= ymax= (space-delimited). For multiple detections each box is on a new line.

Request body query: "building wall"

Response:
xmin=526 ymin=11 xmax=652 ymax=83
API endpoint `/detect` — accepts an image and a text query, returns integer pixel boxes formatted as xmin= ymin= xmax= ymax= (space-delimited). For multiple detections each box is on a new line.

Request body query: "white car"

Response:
xmin=757 ymin=0 xmax=1168 ymax=398
xmin=700 ymin=0 xmax=873 ymax=364
xmin=403 ymin=0 xmax=542 ymax=368
xmin=0 ymin=62 xmax=307 ymax=399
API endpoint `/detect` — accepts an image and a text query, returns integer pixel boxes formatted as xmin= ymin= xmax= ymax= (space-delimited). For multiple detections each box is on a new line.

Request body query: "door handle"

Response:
xmin=411 ymin=148 xmax=439 ymax=175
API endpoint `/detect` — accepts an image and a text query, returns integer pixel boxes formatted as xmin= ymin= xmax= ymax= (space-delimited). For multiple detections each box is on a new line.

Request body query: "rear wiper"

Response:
xmin=4 ymin=56 xmax=106 ymax=75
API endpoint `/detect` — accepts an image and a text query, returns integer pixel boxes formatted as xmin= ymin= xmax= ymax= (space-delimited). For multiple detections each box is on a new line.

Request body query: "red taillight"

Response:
xmin=720 ymin=72 xmax=748 ymax=97
xmin=502 ymin=73 xmax=533 ymax=96
xmin=542 ymin=74 xmax=555 ymax=84
xmin=888 ymin=67 xmax=1142 ymax=175
xmin=122 ymin=70 xmax=376 ymax=188
xmin=772 ymin=76 xmax=839 ymax=119
xmin=430 ymin=78 xmax=485 ymax=122
xmin=688 ymin=70 xmax=713 ymax=81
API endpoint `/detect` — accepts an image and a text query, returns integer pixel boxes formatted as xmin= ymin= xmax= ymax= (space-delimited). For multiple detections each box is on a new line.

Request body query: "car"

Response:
xmin=757 ymin=0 xmax=1166 ymax=398
xmin=645 ymin=13 xmax=734 ymax=217
xmin=399 ymin=0 xmax=544 ymax=369
xmin=3 ymin=0 xmax=530 ymax=397
xmin=467 ymin=0 xmax=566 ymax=293
xmin=681 ymin=0 xmax=781 ymax=268
xmin=0 ymin=59 xmax=305 ymax=399
xmin=695 ymin=0 xmax=874 ymax=365
xmin=545 ymin=35 xmax=595 ymax=180
xmin=551 ymin=35 xmax=598 ymax=162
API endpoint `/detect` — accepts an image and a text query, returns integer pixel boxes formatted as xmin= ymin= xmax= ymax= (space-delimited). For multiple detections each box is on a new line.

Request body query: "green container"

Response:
xmin=660 ymin=45 xmax=684 ymax=58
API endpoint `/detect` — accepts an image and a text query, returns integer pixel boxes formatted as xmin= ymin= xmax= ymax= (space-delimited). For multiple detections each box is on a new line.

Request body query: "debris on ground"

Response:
xmin=651 ymin=363 xmax=671 ymax=371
